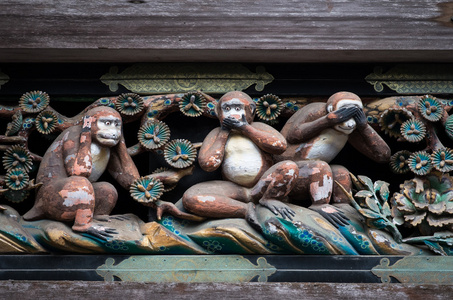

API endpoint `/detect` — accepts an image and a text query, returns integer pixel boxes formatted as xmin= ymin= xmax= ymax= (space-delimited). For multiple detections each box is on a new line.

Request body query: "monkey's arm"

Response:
xmin=283 ymin=103 xmax=357 ymax=144
xmin=62 ymin=126 xmax=92 ymax=177
xmin=198 ymin=127 xmax=229 ymax=172
xmin=108 ymin=138 xmax=141 ymax=189
xmin=348 ymin=110 xmax=391 ymax=163
xmin=240 ymin=122 xmax=287 ymax=154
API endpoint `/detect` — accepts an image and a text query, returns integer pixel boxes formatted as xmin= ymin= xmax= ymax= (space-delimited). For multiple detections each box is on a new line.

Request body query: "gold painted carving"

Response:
xmin=96 ymin=255 xmax=276 ymax=282
xmin=100 ymin=63 xmax=274 ymax=94
xmin=371 ymin=257 xmax=453 ymax=284
xmin=365 ymin=64 xmax=453 ymax=94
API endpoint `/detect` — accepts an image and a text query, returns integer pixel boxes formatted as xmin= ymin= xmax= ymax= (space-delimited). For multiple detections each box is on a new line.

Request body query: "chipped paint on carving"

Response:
xmin=198 ymin=196 xmax=216 ymax=203
xmin=60 ymin=188 xmax=93 ymax=206
xmin=310 ymin=174 xmax=332 ymax=201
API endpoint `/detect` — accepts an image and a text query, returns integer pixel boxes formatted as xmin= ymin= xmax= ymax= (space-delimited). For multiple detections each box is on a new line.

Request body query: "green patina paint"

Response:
xmin=96 ymin=255 xmax=276 ymax=282
xmin=372 ymin=256 xmax=453 ymax=284
xmin=366 ymin=64 xmax=453 ymax=94
xmin=100 ymin=63 xmax=274 ymax=94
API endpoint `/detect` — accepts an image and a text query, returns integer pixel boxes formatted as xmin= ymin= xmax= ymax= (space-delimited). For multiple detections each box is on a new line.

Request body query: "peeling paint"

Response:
xmin=310 ymin=174 xmax=333 ymax=202
xmin=59 ymin=189 xmax=94 ymax=207
xmin=198 ymin=196 xmax=216 ymax=203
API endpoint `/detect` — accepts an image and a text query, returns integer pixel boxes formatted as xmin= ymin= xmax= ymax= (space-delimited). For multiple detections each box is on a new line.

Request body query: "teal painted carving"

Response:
xmin=96 ymin=255 xmax=276 ymax=282
xmin=372 ymin=257 xmax=453 ymax=283
xmin=366 ymin=65 xmax=453 ymax=94
xmin=100 ymin=63 xmax=274 ymax=94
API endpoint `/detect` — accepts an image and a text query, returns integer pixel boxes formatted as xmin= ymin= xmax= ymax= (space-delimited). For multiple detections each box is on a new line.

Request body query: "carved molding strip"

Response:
xmin=96 ymin=255 xmax=276 ymax=282
xmin=371 ymin=257 xmax=453 ymax=284
xmin=365 ymin=64 xmax=453 ymax=94
xmin=100 ymin=63 xmax=274 ymax=94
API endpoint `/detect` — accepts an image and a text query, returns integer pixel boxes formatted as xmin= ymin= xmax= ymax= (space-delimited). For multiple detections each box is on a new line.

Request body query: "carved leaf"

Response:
xmin=358 ymin=208 xmax=382 ymax=220
xmin=382 ymin=202 xmax=392 ymax=218
xmin=365 ymin=197 xmax=381 ymax=213
xmin=404 ymin=211 xmax=427 ymax=227
xmin=358 ymin=175 xmax=374 ymax=192
xmin=355 ymin=190 xmax=373 ymax=198
xmin=426 ymin=214 xmax=453 ymax=227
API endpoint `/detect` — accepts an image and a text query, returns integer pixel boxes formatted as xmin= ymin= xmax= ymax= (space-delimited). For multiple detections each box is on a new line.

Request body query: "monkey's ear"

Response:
xmin=250 ymin=102 xmax=256 ymax=115
xmin=327 ymin=104 xmax=334 ymax=113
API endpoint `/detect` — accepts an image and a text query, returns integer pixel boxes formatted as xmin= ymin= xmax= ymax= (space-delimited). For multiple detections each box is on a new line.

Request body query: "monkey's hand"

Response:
xmin=309 ymin=204 xmax=350 ymax=228
xmin=326 ymin=106 xmax=358 ymax=125
xmin=84 ymin=224 xmax=118 ymax=241
xmin=259 ymin=199 xmax=296 ymax=221
xmin=353 ymin=107 xmax=368 ymax=129
xmin=222 ymin=116 xmax=247 ymax=130
xmin=151 ymin=200 xmax=206 ymax=222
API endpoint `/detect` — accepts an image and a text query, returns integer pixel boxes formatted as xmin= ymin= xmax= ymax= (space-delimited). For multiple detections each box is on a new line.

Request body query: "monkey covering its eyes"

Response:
xmin=275 ymin=91 xmax=391 ymax=227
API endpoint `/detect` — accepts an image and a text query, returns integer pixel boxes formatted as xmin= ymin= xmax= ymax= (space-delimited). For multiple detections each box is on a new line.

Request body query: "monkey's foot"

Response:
xmin=259 ymin=199 xmax=295 ymax=221
xmin=245 ymin=202 xmax=261 ymax=232
xmin=153 ymin=200 xmax=205 ymax=222
xmin=309 ymin=204 xmax=350 ymax=228
xmin=80 ymin=225 xmax=118 ymax=241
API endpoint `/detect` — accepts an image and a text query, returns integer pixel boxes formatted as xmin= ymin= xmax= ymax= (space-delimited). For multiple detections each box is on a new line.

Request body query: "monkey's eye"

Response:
xmin=225 ymin=107 xmax=231 ymax=111
xmin=235 ymin=107 xmax=241 ymax=111
xmin=105 ymin=121 xmax=111 ymax=126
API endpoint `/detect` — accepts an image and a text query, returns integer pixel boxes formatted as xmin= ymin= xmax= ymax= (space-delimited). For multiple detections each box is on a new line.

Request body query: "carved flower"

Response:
xmin=256 ymin=94 xmax=283 ymax=121
xmin=164 ymin=139 xmax=197 ymax=169
xmin=417 ymin=95 xmax=443 ymax=122
xmin=390 ymin=150 xmax=411 ymax=174
xmin=19 ymin=91 xmax=50 ymax=113
xmin=3 ymin=189 xmax=30 ymax=203
xmin=445 ymin=114 xmax=453 ymax=141
xmin=408 ymin=151 xmax=432 ymax=176
xmin=392 ymin=173 xmax=453 ymax=232
xmin=379 ymin=107 xmax=413 ymax=138
xmin=2 ymin=145 xmax=32 ymax=172
xmin=130 ymin=176 xmax=164 ymax=203
xmin=179 ymin=92 xmax=206 ymax=117
xmin=5 ymin=168 xmax=29 ymax=190
xmin=115 ymin=93 xmax=145 ymax=116
xmin=400 ymin=119 xmax=426 ymax=143
xmin=137 ymin=120 xmax=171 ymax=150
xmin=5 ymin=111 xmax=23 ymax=136
xmin=431 ymin=148 xmax=453 ymax=173
xmin=35 ymin=110 xmax=58 ymax=135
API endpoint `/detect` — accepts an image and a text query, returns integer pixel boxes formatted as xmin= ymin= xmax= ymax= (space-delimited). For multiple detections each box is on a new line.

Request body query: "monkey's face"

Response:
xmin=330 ymin=99 xmax=363 ymax=135
xmin=220 ymin=98 xmax=248 ymax=122
xmin=92 ymin=115 xmax=122 ymax=147
xmin=217 ymin=92 xmax=256 ymax=124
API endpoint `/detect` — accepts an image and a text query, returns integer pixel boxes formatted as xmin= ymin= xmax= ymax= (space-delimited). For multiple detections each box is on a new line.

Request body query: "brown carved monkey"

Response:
xmin=275 ymin=92 xmax=391 ymax=226
xmin=23 ymin=106 xmax=193 ymax=239
xmin=182 ymin=91 xmax=298 ymax=230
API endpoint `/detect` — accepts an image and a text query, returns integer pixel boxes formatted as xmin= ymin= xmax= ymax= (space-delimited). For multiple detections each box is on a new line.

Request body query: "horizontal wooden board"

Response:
xmin=1 ymin=281 xmax=453 ymax=300
xmin=0 ymin=1 xmax=453 ymax=62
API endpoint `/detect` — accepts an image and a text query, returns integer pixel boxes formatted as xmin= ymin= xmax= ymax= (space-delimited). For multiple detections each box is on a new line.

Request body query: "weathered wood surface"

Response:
xmin=0 ymin=282 xmax=452 ymax=300
xmin=0 ymin=1 xmax=453 ymax=62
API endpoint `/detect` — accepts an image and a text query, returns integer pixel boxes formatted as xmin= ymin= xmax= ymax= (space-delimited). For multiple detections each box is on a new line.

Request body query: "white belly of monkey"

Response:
xmin=301 ymin=129 xmax=348 ymax=163
xmin=223 ymin=134 xmax=263 ymax=186
xmin=88 ymin=143 xmax=110 ymax=182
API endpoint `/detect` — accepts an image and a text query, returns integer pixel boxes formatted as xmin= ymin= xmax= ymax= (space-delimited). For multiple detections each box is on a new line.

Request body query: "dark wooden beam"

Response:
xmin=1 ymin=1 xmax=453 ymax=62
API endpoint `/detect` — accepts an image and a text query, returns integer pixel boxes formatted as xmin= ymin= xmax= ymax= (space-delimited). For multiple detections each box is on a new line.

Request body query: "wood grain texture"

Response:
xmin=0 ymin=282 xmax=452 ymax=300
xmin=0 ymin=1 xmax=453 ymax=62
